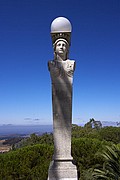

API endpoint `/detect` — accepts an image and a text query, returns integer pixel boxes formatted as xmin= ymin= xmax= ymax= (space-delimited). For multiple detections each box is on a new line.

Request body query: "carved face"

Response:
xmin=55 ymin=40 xmax=67 ymax=57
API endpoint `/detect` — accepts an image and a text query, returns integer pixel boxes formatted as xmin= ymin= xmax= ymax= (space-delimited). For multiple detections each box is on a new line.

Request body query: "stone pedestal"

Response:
xmin=48 ymin=60 xmax=78 ymax=180
xmin=48 ymin=161 xmax=77 ymax=180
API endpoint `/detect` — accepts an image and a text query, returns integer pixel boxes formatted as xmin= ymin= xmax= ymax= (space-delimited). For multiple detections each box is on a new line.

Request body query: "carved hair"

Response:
xmin=53 ymin=38 xmax=69 ymax=60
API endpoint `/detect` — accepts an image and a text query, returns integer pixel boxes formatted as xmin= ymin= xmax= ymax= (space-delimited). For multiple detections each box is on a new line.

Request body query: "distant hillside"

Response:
xmin=0 ymin=125 xmax=53 ymax=136
xmin=0 ymin=121 xmax=118 ymax=136
xmin=79 ymin=121 xmax=118 ymax=127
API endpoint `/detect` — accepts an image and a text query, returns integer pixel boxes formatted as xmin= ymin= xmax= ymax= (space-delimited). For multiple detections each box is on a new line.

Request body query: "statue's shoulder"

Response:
xmin=48 ymin=60 xmax=55 ymax=71
xmin=48 ymin=59 xmax=76 ymax=71
xmin=66 ymin=59 xmax=76 ymax=70
xmin=66 ymin=59 xmax=75 ymax=62
xmin=66 ymin=59 xmax=75 ymax=65
xmin=48 ymin=60 xmax=54 ymax=64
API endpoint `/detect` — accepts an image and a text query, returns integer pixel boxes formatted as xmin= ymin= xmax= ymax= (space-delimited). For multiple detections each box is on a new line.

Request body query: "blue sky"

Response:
xmin=0 ymin=0 xmax=120 ymax=125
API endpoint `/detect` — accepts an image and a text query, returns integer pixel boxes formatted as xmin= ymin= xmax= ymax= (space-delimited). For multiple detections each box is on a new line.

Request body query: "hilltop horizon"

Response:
xmin=0 ymin=120 xmax=119 ymax=127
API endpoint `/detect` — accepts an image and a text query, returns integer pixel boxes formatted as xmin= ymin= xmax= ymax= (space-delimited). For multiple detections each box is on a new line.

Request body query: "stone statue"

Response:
xmin=48 ymin=37 xmax=75 ymax=80
xmin=53 ymin=39 xmax=69 ymax=61
xmin=48 ymin=17 xmax=78 ymax=180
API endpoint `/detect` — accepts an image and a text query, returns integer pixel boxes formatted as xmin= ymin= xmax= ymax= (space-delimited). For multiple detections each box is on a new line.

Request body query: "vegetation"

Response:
xmin=13 ymin=133 xmax=53 ymax=149
xmin=72 ymin=138 xmax=112 ymax=176
xmin=0 ymin=119 xmax=120 ymax=179
xmin=3 ymin=137 xmax=23 ymax=146
xmin=0 ymin=144 xmax=53 ymax=180
xmin=72 ymin=120 xmax=120 ymax=144
xmin=92 ymin=144 xmax=120 ymax=179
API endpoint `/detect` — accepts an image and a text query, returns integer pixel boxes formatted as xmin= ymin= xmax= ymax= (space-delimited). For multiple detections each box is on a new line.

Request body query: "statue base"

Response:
xmin=47 ymin=160 xmax=78 ymax=180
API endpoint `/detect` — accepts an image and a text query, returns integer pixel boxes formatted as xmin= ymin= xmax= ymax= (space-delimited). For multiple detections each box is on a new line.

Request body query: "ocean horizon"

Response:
xmin=0 ymin=121 xmax=119 ymax=136
xmin=0 ymin=124 xmax=53 ymax=136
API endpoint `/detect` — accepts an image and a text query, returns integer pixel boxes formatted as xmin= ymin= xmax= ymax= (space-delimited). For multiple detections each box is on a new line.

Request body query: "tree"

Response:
xmin=84 ymin=119 xmax=93 ymax=129
xmin=84 ymin=118 xmax=102 ymax=130
xmin=93 ymin=121 xmax=102 ymax=130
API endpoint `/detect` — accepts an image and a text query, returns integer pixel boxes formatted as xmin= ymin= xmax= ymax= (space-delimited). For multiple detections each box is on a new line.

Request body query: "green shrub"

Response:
xmin=72 ymin=137 xmax=112 ymax=179
xmin=0 ymin=144 xmax=53 ymax=180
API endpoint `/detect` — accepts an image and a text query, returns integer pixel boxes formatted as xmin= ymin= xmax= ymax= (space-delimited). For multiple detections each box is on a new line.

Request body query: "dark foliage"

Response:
xmin=14 ymin=133 xmax=53 ymax=149
xmin=72 ymin=138 xmax=112 ymax=176
xmin=72 ymin=123 xmax=120 ymax=144
xmin=3 ymin=137 xmax=23 ymax=146
xmin=0 ymin=144 xmax=53 ymax=180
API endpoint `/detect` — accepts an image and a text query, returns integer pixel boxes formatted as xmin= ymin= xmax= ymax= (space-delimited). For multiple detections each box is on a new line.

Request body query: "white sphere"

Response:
xmin=51 ymin=17 xmax=72 ymax=33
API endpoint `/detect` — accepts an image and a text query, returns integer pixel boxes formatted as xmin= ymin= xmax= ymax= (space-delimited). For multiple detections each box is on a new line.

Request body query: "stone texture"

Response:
xmin=48 ymin=60 xmax=74 ymax=160
xmin=48 ymin=160 xmax=77 ymax=180
xmin=48 ymin=60 xmax=78 ymax=180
